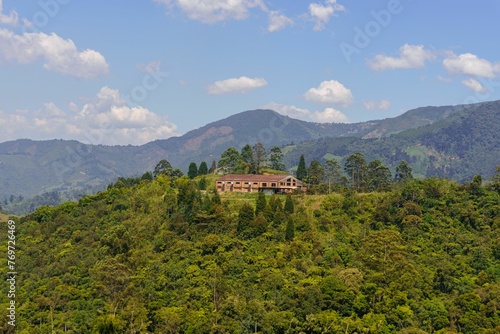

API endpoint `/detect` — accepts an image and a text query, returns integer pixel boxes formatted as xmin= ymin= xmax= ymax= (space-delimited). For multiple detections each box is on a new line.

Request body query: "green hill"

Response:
xmin=0 ymin=100 xmax=498 ymax=214
xmin=284 ymin=100 xmax=500 ymax=182
xmin=1 ymin=173 xmax=499 ymax=332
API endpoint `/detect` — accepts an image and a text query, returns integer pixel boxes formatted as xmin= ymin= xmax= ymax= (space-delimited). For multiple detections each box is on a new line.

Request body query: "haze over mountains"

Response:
xmin=0 ymin=99 xmax=499 ymax=213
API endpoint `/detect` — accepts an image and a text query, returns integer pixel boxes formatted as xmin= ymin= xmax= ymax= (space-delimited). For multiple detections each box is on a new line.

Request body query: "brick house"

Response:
xmin=216 ymin=174 xmax=306 ymax=194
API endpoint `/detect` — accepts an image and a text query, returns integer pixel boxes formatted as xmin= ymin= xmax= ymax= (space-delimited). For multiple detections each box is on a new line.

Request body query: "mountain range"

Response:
xmin=1 ymin=99 xmax=499 ymax=213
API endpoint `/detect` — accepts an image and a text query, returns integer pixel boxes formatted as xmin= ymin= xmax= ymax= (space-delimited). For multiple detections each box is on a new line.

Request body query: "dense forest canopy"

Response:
xmin=1 ymin=161 xmax=499 ymax=333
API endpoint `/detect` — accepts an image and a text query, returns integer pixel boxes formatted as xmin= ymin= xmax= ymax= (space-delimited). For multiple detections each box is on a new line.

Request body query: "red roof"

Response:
xmin=217 ymin=174 xmax=300 ymax=183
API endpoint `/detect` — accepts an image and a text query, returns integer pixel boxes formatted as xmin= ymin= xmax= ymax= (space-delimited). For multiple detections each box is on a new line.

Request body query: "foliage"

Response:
xmin=269 ymin=146 xmax=286 ymax=171
xmin=188 ymin=162 xmax=198 ymax=179
xmin=307 ymin=159 xmax=324 ymax=185
xmin=395 ymin=160 xmax=413 ymax=182
xmin=218 ymin=147 xmax=241 ymax=173
xmin=2 ymin=171 xmax=499 ymax=333
xmin=345 ymin=152 xmax=367 ymax=190
xmin=297 ymin=154 xmax=307 ymax=181
xmin=252 ymin=143 xmax=267 ymax=174
xmin=198 ymin=161 xmax=209 ymax=175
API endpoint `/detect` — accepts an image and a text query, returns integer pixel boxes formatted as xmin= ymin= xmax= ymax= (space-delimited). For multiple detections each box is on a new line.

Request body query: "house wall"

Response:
xmin=216 ymin=177 xmax=305 ymax=193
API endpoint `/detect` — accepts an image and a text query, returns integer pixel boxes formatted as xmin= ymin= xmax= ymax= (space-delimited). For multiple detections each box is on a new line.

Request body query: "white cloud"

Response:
xmin=267 ymin=11 xmax=294 ymax=32
xmin=367 ymin=44 xmax=435 ymax=71
xmin=0 ymin=28 xmax=109 ymax=78
xmin=263 ymin=102 xmax=311 ymax=119
xmin=309 ymin=0 xmax=345 ymax=31
xmin=156 ymin=0 xmax=294 ymax=32
xmin=362 ymin=99 xmax=391 ymax=110
xmin=207 ymin=76 xmax=268 ymax=95
xmin=443 ymin=53 xmax=498 ymax=78
xmin=461 ymin=78 xmax=487 ymax=93
xmin=303 ymin=80 xmax=353 ymax=107
xmin=262 ymin=102 xmax=349 ymax=123
xmin=155 ymin=0 xmax=265 ymax=24
xmin=436 ymin=75 xmax=452 ymax=83
xmin=310 ymin=107 xmax=349 ymax=123
xmin=0 ymin=87 xmax=178 ymax=145
xmin=0 ymin=0 xmax=18 ymax=26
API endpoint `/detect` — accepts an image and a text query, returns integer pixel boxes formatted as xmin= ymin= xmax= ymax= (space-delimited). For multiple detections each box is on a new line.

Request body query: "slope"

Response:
xmin=2 ymin=173 xmax=499 ymax=332
xmin=284 ymin=100 xmax=500 ymax=181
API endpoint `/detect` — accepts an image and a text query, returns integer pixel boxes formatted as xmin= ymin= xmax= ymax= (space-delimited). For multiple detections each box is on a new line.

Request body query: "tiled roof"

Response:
xmin=217 ymin=174 xmax=299 ymax=183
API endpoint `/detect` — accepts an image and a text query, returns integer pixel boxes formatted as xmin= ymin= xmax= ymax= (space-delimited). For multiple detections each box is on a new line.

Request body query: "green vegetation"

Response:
xmin=1 ymin=166 xmax=499 ymax=333
xmin=2 ymin=101 xmax=499 ymax=215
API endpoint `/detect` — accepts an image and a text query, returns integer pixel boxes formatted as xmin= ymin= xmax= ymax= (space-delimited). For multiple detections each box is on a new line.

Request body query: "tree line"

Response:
xmin=181 ymin=143 xmax=414 ymax=195
xmin=2 ymin=165 xmax=498 ymax=333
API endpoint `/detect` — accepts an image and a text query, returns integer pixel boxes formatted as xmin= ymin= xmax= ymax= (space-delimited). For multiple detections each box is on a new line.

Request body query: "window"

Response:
xmin=262 ymin=182 xmax=267 ymax=187
xmin=271 ymin=183 xmax=276 ymax=187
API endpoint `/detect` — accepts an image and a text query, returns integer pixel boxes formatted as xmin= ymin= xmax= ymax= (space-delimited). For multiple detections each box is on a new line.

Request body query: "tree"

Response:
xmin=344 ymin=152 xmax=367 ymax=191
xmin=253 ymin=143 xmax=267 ymax=174
xmin=198 ymin=177 xmax=207 ymax=190
xmin=255 ymin=191 xmax=267 ymax=215
xmin=241 ymin=144 xmax=255 ymax=173
xmin=211 ymin=188 xmax=221 ymax=206
xmin=218 ymin=147 xmax=241 ymax=173
xmin=395 ymin=160 xmax=413 ymax=183
xmin=323 ymin=159 xmax=343 ymax=193
xmin=141 ymin=171 xmax=153 ymax=181
xmin=176 ymin=177 xmax=201 ymax=221
xmin=269 ymin=146 xmax=285 ymax=171
xmin=284 ymin=193 xmax=294 ymax=215
xmin=366 ymin=160 xmax=392 ymax=191
xmin=237 ymin=203 xmax=255 ymax=237
xmin=188 ymin=162 xmax=198 ymax=179
xmin=307 ymin=160 xmax=324 ymax=185
xmin=285 ymin=217 xmax=295 ymax=241
xmin=296 ymin=154 xmax=307 ymax=181
xmin=490 ymin=165 xmax=500 ymax=193
xmin=198 ymin=161 xmax=208 ymax=175
xmin=153 ymin=159 xmax=173 ymax=178
xmin=253 ymin=213 xmax=268 ymax=237
xmin=209 ymin=160 xmax=217 ymax=174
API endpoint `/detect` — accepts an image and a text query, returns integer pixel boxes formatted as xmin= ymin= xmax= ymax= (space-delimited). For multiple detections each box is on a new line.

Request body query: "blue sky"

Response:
xmin=1 ymin=0 xmax=499 ymax=145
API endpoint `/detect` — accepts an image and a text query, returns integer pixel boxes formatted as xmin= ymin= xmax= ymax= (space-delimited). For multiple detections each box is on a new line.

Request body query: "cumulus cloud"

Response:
xmin=303 ymin=80 xmax=353 ymax=107
xmin=0 ymin=0 xmax=18 ymax=26
xmin=461 ymin=78 xmax=487 ymax=93
xmin=262 ymin=102 xmax=349 ymax=123
xmin=155 ymin=0 xmax=293 ymax=32
xmin=362 ymin=99 xmax=391 ymax=110
xmin=267 ymin=11 xmax=294 ymax=32
xmin=443 ymin=53 xmax=498 ymax=78
xmin=367 ymin=44 xmax=435 ymax=71
xmin=0 ymin=28 xmax=108 ymax=78
xmin=155 ymin=0 xmax=263 ymax=23
xmin=309 ymin=0 xmax=345 ymax=31
xmin=263 ymin=102 xmax=311 ymax=119
xmin=207 ymin=76 xmax=268 ymax=95
xmin=0 ymin=87 xmax=178 ymax=145
xmin=310 ymin=107 xmax=349 ymax=123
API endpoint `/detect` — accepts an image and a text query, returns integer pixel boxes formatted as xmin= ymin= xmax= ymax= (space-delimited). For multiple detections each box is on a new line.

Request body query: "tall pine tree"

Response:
xmin=296 ymin=154 xmax=307 ymax=181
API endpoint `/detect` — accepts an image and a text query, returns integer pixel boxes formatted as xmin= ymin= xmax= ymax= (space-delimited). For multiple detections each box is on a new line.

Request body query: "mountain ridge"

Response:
xmin=0 ymin=100 xmax=498 ymax=212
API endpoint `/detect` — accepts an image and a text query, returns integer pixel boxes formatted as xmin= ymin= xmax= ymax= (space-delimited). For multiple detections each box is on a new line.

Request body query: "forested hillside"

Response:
xmin=284 ymin=100 xmax=500 ymax=182
xmin=1 ymin=169 xmax=499 ymax=333
xmin=1 ymin=100 xmax=498 ymax=214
